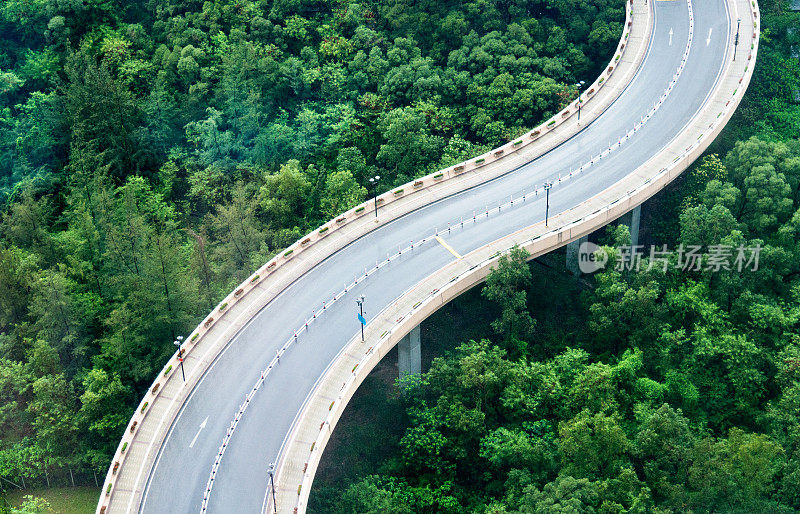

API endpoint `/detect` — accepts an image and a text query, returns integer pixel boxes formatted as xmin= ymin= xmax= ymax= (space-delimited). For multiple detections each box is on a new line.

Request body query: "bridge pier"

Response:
xmin=630 ymin=204 xmax=641 ymax=248
xmin=566 ymin=236 xmax=589 ymax=276
xmin=398 ymin=325 xmax=421 ymax=379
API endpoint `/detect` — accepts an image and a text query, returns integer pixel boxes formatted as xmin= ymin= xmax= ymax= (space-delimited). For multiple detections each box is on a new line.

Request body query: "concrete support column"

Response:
xmin=398 ymin=324 xmax=421 ymax=379
xmin=566 ymin=236 xmax=588 ymax=276
xmin=630 ymin=204 xmax=641 ymax=248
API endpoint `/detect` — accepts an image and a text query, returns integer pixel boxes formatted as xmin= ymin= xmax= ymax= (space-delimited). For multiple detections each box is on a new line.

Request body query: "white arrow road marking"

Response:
xmin=669 ymin=28 xmax=673 ymax=46
xmin=706 ymin=28 xmax=713 ymax=46
xmin=189 ymin=416 xmax=208 ymax=448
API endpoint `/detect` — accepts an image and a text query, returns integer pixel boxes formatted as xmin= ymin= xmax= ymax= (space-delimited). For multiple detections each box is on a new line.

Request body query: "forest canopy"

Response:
xmin=0 ymin=0 xmax=626 ymax=489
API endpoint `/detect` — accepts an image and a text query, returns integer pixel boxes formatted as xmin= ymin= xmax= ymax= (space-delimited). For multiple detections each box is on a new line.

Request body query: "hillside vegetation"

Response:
xmin=0 ymin=0 xmax=623 ymax=490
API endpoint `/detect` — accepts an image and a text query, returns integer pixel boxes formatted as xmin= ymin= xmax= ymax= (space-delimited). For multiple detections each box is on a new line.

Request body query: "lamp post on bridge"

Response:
xmin=544 ymin=182 xmax=553 ymax=227
xmin=174 ymin=336 xmax=185 ymax=382
xmin=356 ymin=295 xmax=366 ymax=342
xmin=368 ymin=175 xmax=381 ymax=218
xmin=575 ymin=80 xmax=586 ymax=121
xmin=734 ymin=18 xmax=741 ymax=61
xmin=267 ymin=463 xmax=277 ymax=514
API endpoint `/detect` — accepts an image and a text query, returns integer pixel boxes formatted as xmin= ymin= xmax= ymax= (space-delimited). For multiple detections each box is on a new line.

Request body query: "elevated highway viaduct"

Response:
xmin=97 ymin=0 xmax=760 ymax=511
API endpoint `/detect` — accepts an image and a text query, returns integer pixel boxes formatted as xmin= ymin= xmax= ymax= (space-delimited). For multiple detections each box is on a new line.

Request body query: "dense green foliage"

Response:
xmin=0 ymin=0 xmax=624 ymax=491
xmin=0 ymin=0 xmax=622 ymax=199
xmin=311 ymin=5 xmax=800 ymax=513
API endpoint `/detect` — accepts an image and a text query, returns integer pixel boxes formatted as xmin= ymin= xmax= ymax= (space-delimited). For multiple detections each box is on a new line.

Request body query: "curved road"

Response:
xmin=140 ymin=0 xmax=734 ymax=512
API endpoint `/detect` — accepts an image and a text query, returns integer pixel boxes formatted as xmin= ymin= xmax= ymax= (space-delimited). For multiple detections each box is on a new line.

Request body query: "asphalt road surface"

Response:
xmin=140 ymin=0 xmax=731 ymax=512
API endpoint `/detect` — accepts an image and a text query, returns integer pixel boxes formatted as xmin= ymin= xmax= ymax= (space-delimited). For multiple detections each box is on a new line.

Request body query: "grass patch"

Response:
xmin=3 ymin=486 xmax=100 ymax=514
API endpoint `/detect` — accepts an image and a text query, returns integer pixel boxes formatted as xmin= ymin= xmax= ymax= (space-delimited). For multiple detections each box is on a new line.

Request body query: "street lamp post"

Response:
xmin=575 ymin=80 xmax=586 ymax=121
xmin=368 ymin=175 xmax=381 ymax=218
xmin=544 ymin=182 xmax=553 ymax=227
xmin=734 ymin=18 xmax=741 ymax=61
xmin=174 ymin=336 xmax=185 ymax=382
xmin=267 ymin=463 xmax=277 ymax=514
xmin=356 ymin=295 xmax=366 ymax=342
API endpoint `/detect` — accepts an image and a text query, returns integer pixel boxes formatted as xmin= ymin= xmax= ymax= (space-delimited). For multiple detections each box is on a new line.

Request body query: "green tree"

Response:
xmin=558 ymin=410 xmax=629 ymax=480
xmin=78 ymin=368 xmax=131 ymax=471
xmin=376 ymin=106 xmax=444 ymax=183
xmin=259 ymin=159 xmax=312 ymax=230
xmin=208 ymin=181 xmax=269 ymax=290
xmin=26 ymin=372 xmax=79 ymax=471
xmin=481 ymin=246 xmax=535 ymax=351
xmin=688 ymin=428 xmax=784 ymax=511
xmin=631 ymin=404 xmax=695 ymax=505
xmin=518 ymin=475 xmax=600 ymax=513
xmin=64 ymin=52 xmax=148 ymax=179
xmin=320 ymin=169 xmax=367 ymax=219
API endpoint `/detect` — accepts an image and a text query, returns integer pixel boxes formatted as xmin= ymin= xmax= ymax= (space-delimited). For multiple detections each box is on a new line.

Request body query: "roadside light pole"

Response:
xmin=267 ymin=463 xmax=277 ymax=514
xmin=368 ymin=175 xmax=381 ymax=218
xmin=575 ymin=80 xmax=586 ymax=121
xmin=356 ymin=295 xmax=366 ymax=341
xmin=174 ymin=336 xmax=185 ymax=382
xmin=544 ymin=182 xmax=553 ymax=227
xmin=734 ymin=18 xmax=741 ymax=61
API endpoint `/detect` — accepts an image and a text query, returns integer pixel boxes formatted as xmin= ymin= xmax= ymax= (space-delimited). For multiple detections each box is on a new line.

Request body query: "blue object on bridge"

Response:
xmin=358 ymin=313 xmax=366 ymax=325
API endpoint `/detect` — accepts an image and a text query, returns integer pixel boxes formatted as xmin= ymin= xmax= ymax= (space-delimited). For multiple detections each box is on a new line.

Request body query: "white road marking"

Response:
xmin=669 ymin=28 xmax=673 ymax=46
xmin=189 ymin=416 xmax=209 ymax=448
xmin=706 ymin=28 xmax=713 ymax=46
